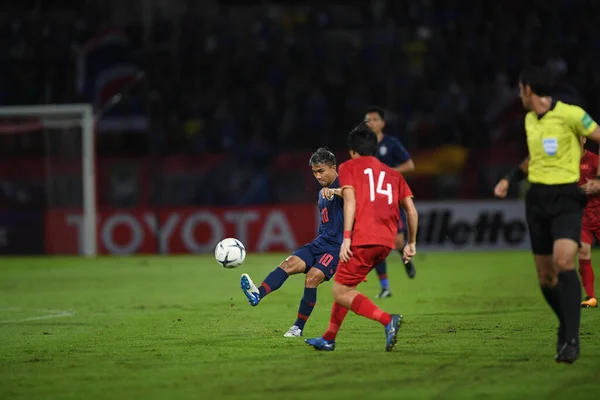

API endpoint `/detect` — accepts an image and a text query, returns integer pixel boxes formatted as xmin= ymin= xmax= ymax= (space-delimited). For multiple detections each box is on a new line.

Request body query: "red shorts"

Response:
xmin=334 ymin=245 xmax=392 ymax=286
xmin=581 ymin=225 xmax=600 ymax=245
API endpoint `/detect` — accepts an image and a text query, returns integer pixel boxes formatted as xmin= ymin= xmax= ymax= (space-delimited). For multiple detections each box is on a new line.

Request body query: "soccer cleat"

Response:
xmin=385 ymin=314 xmax=403 ymax=352
xmin=283 ymin=325 xmax=303 ymax=338
xmin=376 ymin=289 xmax=392 ymax=299
xmin=305 ymin=337 xmax=335 ymax=351
xmin=581 ymin=296 xmax=598 ymax=308
xmin=240 ymin=274 xmax=260 ymax=306
xmin=404 ymin=259 xmax=416 ymax=279
xmin=555 ymin=338 xmax=579 ymax=364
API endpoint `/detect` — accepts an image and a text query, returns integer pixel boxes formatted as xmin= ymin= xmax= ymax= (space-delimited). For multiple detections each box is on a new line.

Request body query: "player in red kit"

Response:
xmin=578 ymin=139 xmax=598 ymax=307
xmin=305 ymin=122 xmax=418 ymax=351
xmin=495 ymin=137 xmax=598 ymax=308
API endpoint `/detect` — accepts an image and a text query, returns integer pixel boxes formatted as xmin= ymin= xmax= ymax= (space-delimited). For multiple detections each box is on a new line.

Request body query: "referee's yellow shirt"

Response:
xmin=526 ymin=101 xmax=598 ymax=185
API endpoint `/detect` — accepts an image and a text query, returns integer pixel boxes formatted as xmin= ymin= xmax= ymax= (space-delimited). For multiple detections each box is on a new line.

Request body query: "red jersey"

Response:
xmin=579 ymin=151 xmax=600 ymax=228
xmin=338 ymin=155 xmax=413 ymax=248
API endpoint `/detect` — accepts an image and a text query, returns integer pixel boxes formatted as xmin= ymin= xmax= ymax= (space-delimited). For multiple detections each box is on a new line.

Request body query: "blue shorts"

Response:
xmin=397 ymin=208 xmax=408 ymax=234
xmin=292 ymin=240 xmax=339 ymax=280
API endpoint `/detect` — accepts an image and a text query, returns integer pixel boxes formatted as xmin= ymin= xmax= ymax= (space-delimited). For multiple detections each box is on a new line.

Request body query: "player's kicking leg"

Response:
xmin=578 ymin=233 xmax=597 ymax=308
xmin=240 ymin=254 xmax=307 ymax=307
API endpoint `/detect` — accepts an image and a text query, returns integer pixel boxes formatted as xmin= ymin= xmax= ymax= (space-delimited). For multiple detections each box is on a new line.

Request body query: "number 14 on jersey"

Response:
xmin=364 ymin=168 xmax=393 ymax=204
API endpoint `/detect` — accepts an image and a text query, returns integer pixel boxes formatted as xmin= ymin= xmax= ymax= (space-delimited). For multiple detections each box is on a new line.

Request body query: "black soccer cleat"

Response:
xmin=404 ymin=259 xmax=416 ymax=279
xmin=555 ymin=338 xmax=579 ymax=364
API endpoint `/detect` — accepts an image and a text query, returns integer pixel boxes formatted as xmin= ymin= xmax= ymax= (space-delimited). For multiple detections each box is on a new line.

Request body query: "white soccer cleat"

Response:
xmin=240 ymin=274 xmax=261 ymax=306
xmin=283 ymin=325 xmax=303 ymax=337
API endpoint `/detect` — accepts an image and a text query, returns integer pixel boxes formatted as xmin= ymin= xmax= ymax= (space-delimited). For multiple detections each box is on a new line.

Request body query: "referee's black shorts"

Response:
xmin=525 ymin=182 xmax=587 ymax=255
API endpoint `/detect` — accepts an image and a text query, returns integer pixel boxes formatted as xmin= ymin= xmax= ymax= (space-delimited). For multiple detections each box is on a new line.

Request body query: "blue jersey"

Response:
xmin=315 ymin=178 xmax=344 ymax=247
xmin=377 ymin=135 xmax=411 ymax=168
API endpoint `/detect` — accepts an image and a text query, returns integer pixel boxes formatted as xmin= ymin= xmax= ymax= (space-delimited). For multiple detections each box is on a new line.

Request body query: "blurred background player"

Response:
xmin=305 ymin=123 xmax=418 ymax=351
xmin=495 ymin=137 xmax=598 ymax=309
xmin=364 ymin=106 xmax=416 ymax=299
xmin=240 ymin=147 xmax=344 ymax=337
xmin=493 ymin=65 xmax=600 ymax=363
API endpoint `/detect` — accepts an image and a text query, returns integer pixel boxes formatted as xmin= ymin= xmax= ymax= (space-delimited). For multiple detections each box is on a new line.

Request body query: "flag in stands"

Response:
xmin=76 ymin=28 xmax=138 ymax=109
xmin=76 ymin=29 xmax=148 ymax=132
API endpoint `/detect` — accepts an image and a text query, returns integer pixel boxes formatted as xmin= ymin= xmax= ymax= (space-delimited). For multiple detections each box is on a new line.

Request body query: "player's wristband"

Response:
xmin=343 ymin=231 xmax=352 ymax=239
xmin=504 ymin=166 xmax=526 ymax=183
xmin=595 ymin=175 xmax=600 ymax=180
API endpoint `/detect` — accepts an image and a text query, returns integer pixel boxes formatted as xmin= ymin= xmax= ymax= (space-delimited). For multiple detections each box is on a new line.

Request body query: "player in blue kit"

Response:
xmin=365 ymin=106 xmax=416 ymax=299
xmin=240 ymin=147 xmax=344 ymax=337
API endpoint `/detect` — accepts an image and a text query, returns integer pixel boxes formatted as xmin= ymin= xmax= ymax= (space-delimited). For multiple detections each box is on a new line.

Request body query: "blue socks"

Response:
xmin=375 ymin=261 xmax=389 ymax=290
xmin=294 ymin=287 xmax=317 ymax=330
xmin=258 ymin=267 xmax=289 ymax=298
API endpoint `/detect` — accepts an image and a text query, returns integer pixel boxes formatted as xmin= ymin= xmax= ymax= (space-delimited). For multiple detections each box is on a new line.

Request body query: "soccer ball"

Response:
xmin=215 ymin=238 xmax=246 ymax=268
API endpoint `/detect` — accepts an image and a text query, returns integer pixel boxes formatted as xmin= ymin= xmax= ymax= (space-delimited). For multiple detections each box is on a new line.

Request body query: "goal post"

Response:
xmin=0 ymin=103 xmax=97 ymax=257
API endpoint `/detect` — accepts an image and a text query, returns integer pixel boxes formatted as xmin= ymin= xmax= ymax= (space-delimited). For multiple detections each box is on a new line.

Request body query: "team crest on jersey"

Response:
xmin=543 ymin=138 xmax=558 ymax=156
xmin=379 ymin=145 xmax=387 ymax=156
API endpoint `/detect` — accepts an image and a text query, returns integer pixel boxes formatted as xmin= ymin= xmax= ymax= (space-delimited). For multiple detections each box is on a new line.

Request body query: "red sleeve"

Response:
xmin=338 ymin=162 xmax=354 ymax=189
xmin=397 ymin=174 xmax=413 ymax=201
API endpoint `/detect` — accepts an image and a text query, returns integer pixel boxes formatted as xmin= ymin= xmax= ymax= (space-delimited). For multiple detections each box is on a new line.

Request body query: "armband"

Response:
xmin=343 ymin=231 xmax=352 ymax=239
xmin=504 ymin=166 xmax=526 ymax=183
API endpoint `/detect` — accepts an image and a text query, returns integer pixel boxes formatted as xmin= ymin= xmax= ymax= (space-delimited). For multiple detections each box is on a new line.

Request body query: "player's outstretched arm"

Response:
xmin=401 ymin=196 xmax=418 ymax=263
xmin=494 ymin=157 xmax=529 ymax=198
xmin=340 ymin=187 xmax=356 ymax=262
xmin=321 ymin=187 xmax=342 ymax=199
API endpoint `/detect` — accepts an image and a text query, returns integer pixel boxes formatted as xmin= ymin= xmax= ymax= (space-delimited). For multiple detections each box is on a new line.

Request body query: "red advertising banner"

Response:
xmin=45 ymin=205 xmax=319 ymax=255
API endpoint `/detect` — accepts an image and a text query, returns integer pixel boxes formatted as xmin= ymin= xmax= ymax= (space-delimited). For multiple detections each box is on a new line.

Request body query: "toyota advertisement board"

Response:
xmin=42 ymin=201 xmax=529 ymax=255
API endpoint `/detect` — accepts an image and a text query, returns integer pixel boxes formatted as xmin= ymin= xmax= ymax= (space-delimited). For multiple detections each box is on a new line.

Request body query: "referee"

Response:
xmin=494 ymin=66 xmax=600 ymax=364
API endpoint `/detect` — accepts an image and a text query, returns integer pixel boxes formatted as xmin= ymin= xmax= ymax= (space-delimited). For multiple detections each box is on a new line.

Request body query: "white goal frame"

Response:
xmin=0 ymin=104 xmax=97 ymax=257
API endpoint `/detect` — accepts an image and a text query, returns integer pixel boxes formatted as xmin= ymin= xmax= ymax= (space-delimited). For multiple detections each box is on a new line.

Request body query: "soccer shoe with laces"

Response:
xmin=376 ymin=289 xmax=392 ymax=299
xmin=581 ymin=296 xmax=598 ymax=308
xmin=283 ymin=325 xmax=302 ymax=337
xmin=240 ymin=274 xmax=260 ymax=306
xmin=305 ymin=337 xmax=335 ymax=351
xmin=385 ymin=314 xmax=403 ymax=352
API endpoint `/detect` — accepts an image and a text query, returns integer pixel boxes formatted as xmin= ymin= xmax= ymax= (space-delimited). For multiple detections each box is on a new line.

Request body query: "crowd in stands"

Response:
xmin=1 ymin=0 xmax=600 ymax=205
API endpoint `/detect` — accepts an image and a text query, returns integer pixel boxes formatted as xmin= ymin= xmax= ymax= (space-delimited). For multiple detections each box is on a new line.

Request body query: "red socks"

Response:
xmin=322 ymin=294 xmax=393 ymax=341
xmin=579 ymin=259 xmax=596 ymax=298
xmin=350 ymin=294 xmax=392 ymax=326
xmin=323 ymin=303 xmax=349 ymax=341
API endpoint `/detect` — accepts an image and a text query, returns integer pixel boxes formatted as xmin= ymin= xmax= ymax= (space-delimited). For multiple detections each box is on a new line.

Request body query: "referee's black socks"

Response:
xmin=557 ymin=270 xmax=581 ymax=343
xmin=541 ymin=283 xmax=565 ymax=330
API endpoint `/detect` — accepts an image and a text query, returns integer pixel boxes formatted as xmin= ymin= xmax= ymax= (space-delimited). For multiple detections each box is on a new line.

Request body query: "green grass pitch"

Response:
xmin=1 ymin=252 xmax=599 ymax=400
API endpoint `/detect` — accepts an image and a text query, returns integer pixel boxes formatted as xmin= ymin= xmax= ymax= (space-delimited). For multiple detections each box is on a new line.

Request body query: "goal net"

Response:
xmin=0 ymin=104 xmax=97 ymax=257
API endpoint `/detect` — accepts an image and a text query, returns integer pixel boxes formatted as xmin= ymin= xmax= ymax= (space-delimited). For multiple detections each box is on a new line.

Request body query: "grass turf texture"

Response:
xmin=0 ymin=252 xmax=599 ymax=400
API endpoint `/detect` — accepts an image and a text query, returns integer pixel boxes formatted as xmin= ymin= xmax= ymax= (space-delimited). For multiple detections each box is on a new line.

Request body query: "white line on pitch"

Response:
xmin=0 ymin=311 xmax=74 ymax=324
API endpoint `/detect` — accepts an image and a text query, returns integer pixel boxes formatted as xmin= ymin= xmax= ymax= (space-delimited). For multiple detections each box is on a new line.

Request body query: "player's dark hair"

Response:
xmin=309 ymin=147 xmax=336 ymax=167
xmin=365 ymin=105 xmax=385 ymax=120
xmin=348 ymin=122 xmax=378 ymax=156
xmin=519 ymin=65 xmax=556 ymax=97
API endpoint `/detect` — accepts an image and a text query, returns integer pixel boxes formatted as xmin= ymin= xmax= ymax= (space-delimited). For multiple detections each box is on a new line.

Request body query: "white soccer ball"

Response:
xmin=215 ymin=238 xmax=246 ymax=268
